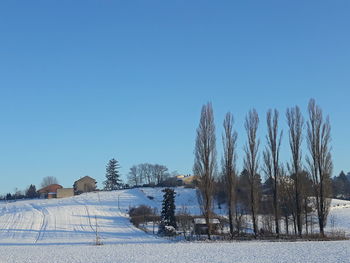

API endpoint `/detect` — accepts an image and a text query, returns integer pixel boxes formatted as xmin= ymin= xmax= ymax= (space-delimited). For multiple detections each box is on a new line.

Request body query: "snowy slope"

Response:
xmin=1 ymin=188 xmax=350 ymax=246
xmin=0 ymin=189 xmax=168 ymax=245
xmin=0 ymin=188 xmax=350 ymax=263
xmin=0 ymin=187 xmax=205 ymax=245
xmin=140 ymin=187 xmax=201 ymax=214
xmin=328 ymin=199 xmax=350 ymax=234
xmin=0 ymin=187 xmax=201 ymax=245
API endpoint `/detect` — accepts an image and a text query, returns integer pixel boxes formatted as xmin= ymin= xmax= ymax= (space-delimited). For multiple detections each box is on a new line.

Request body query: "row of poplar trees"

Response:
xmin=193 ymin=99 xmax=333 ymax=239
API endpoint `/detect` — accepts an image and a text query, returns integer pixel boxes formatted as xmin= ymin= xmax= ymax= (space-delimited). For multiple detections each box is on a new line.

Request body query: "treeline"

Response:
xmin=332 ymin=171 xmax=350 ymax=199
xmin=0 ymin=184 xmax=38 ymax=200
xmin=0 ymin=176 xmax=60 ymax=200
xmin=194 ymin=98 xmax=334 ymax=239
xmin=127 ymin=163 xmax=173 ymax=187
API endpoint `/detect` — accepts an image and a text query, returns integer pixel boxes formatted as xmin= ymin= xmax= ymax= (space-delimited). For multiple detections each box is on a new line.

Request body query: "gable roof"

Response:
xmin=74 ymin=176 xmax=96 ymax=183
xmin=38 ymin=184 xmax=63 ymax=194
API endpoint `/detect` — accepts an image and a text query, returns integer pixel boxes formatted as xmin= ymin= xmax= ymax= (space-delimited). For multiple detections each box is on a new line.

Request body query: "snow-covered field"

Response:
xmin=0 ymin=187 xmax=349 ymax=262
xmin=0 ymin=188 xmax=175 ymax=245
xmin=0 ymin=240 xmax=349 ymax=263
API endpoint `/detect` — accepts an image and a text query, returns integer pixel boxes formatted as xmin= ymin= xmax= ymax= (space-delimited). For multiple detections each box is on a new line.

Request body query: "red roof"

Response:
xmin=38 ymin=184 xmax=63 ymax=194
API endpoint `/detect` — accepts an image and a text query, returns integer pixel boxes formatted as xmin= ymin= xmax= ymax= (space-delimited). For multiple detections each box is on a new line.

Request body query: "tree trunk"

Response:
xmin=274 ymin=180 xmax=279 ymax=237
xmin=304 ymin=198 xmax=308 ymax=235
xmin=228 ymin=205 xmax=234 ymax=239
xmin=295 ymin=184 xmax=302 ymax=236
xmin=251 ymin=187 xmax=258 ymax=237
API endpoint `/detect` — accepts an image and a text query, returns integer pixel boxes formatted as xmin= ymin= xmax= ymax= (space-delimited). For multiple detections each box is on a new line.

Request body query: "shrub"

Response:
xmin=129 ymin=205 xmax=156 ymax=227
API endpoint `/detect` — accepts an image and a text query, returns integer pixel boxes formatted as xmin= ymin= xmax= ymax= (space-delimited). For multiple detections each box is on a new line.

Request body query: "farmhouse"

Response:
xmin=73 ymin=176 xmax=97 ymax=194
xmin=37 ymin=184 xmax=63 ymax=199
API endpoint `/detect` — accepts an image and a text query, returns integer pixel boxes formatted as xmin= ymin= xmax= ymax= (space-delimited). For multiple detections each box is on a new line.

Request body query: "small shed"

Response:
xmin=193 ymin=218 xmax=221 ymax=235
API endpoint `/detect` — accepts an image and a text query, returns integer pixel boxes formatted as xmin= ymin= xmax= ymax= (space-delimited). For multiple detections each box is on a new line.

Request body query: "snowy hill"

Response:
xmin=328 ymin=199 xmax=350 ymax=234
xmin=0 ymin=187 xmax=204 ymax=245
xmin=0 ymin=188 xmax=167 ymax=245
xmin=1 ymin=187 xmax=349 ymax=246
xmin=0 ymin=188 xmax=350 ymax=263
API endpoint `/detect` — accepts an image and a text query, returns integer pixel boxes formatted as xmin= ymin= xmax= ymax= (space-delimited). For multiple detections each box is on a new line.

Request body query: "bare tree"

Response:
xmin=40 ymin=176 xmax=59 ymax=188
xmin=177 ymin=206 xmax=192 ymax=239
xmin=127 ymin=165 xmax=139 ymax=186
xmin=153 ymin=164 xmax=169 ymax=185
xmin=299 ymin=170 xmax=313 ymax=235
xmin=263 ymin=109 xmax=282 ymax=237
xmin=221 ymin=112 xmax=238 ymax=239
xmin=306 ymin=99 xmax=333 ymax=237
xmin=193 ymin=102 xmax=217 ymax=240
xmin=286 ymin=106 xmax=304 ymax=236
xmin=139 ymin=163 xmax=153 ymax=185
xmin=279 ymin=169 xmax=294 ymax=235
xmin=243 ymin=109 xmax=260 ymax=237
xmin=127 ymin=163 xmax=170 ymax=186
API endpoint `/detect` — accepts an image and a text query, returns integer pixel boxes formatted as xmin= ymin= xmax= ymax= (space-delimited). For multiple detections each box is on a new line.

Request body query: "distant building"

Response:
xmin=73 ymin=176 xmax=97 ymax=194
xmin=176 ymin=175 xmax=198 ymax=185
xmin=57 ymin=188 xmax=74 ymax=198
xmin=193 ymin=218 xmax=221 ymax=235
xmin=37 ymin=184 xmax=63 ymax=199
xmin=182 ymin=175 xmax=198 ymax=185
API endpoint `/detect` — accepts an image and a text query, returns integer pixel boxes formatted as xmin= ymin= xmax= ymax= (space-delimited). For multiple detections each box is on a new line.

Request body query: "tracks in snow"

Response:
xmin=0 ymin=190 xmax=171 ymax=245
xmin=31 ymin=204 xmax=49 ymax=243
xmin=72 ymin=198 xmax=96 ymax=233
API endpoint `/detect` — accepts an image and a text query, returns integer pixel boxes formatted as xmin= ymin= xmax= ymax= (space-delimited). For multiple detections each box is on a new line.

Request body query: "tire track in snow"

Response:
xmin=0 ymin=203 xmax=15 ymax=238
xmin=72 ymin=198 xmax=95 ymax=233
xmin=115 ymin=191 xmax=151 ymax=237
xmin=10 ymin=206 xmax=24 ymax=240
xmin=31 ymin=204 xmax=48 ymax=243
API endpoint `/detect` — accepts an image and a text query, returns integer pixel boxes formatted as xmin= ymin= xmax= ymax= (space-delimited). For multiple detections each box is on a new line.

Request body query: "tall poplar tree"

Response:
xmin=193 ymin=102 xmax=217 ymax=240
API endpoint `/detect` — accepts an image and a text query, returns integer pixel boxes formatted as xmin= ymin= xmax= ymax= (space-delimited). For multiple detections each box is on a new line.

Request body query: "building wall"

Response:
xmin=74 ymin=177 xmax=96 ymax=193
xmin=57 ymin=188 xmax=74 ymax=198
xmin=47 ymin=193 xmax=57 ymax=199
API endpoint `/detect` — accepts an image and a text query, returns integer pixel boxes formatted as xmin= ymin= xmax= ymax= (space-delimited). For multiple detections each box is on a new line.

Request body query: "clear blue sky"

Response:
xmin=0 ymin=1 xmax=349 ymax=194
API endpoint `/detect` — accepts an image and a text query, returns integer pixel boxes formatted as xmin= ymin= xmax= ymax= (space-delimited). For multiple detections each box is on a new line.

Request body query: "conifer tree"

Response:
xmin=103 ymin=158 xmax=122 ymax=190
xmin=159 ymin=188 xmax=177 ymax=235
xmin=26 ymin=184 xmax=38 ymax=198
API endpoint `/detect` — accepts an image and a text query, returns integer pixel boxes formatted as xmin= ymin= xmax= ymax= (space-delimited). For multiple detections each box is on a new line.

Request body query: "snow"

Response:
xmin=0 ymin=189 xmax=167 ymax=245
xmin=0 ymin=241 xmax=349 ymax=263
xmin=0 ymin=188 xmax=349 ymax=262
xmin=140 ymin=187 xmax=202 ymax=214
xmin=328 ymin=199 xmax=350 ymax=234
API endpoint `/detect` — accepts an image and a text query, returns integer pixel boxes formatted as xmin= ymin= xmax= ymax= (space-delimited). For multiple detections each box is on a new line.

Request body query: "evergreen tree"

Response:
xmin=159 ymin=188 xmax=177 ymax=235
xmin=26 ymin=184 xmax=38 ymax=198
xmin=103 ymin=158 xmax=122 ymax=190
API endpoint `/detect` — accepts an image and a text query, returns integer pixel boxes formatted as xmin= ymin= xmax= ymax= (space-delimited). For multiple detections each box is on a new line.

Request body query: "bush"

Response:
xmin=163 ymin=225 xmax=177 ymax=236
xmin=129 ymin=205 xmax=157 ymax=227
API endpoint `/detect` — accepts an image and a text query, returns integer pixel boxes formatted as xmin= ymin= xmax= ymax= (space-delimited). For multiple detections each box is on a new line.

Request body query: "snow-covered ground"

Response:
xmin=0 ymin=240 xmax=349 ymax=263
xmin=328 ymin=199 xmax=350 ymax=234
xmin=0 ymin=187 xmax=349 ymax=262
xmin=0 ymin=188 xmax=169 ymax=245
